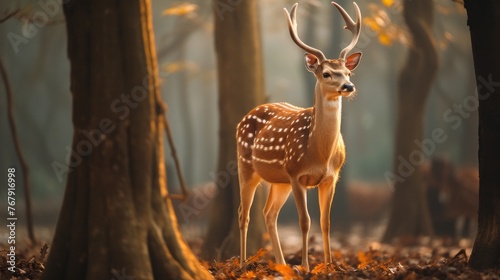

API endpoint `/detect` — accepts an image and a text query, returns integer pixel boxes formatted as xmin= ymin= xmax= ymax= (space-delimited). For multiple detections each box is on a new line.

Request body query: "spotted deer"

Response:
xmin=236 ymin=2 xmax=362 ymax=270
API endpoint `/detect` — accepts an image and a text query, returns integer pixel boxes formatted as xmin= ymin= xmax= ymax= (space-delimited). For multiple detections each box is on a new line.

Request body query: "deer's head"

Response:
xmin=284 ymin=2 xmax=362 ymax=99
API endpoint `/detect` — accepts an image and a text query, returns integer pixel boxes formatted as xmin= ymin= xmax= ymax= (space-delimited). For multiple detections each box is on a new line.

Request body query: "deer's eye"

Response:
xmin=322 ymin=72 xmax=330 ymax=78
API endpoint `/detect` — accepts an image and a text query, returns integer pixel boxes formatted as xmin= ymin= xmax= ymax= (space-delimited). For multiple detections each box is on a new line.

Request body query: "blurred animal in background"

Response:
xmin=424 ymin=156 xmax=479 ymax=240
xmin=346 ymin=180 xmax=392 ymax=235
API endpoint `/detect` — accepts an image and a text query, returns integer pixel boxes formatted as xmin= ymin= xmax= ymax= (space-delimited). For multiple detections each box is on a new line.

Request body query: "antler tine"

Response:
xmin=284 ymin=3 xmax=327 ymax=63
xmin=332 ymin=2 xmax=361 ymax=60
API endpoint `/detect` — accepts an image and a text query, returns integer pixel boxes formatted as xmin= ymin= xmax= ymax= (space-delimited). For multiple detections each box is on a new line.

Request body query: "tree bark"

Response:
xmin=464 ymin=0 xmax=500 ymax=270
xmin=42 ymin=0 xmax=211 ymax=279
xmin=202 ymin=0 xmax=266 ymax=260
xmin=382 ymin=0 xmax=438 ymax=242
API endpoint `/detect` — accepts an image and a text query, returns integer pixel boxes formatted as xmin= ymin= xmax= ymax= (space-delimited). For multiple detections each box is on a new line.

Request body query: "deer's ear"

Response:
xmin=304 ymin=53 xmax=319 ymax=72
xmin=345 ymin=52 xmax=362 ymax=70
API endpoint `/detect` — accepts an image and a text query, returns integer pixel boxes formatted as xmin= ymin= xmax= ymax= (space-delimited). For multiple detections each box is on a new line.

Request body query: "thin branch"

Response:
xmin=0 ymin=9 xmax=19 ymax=23
xmin=163 ymin=114 xmax=190 ymax=201
xmin=0 ymin=56 xmax=36 ymax=244
xmin=155 ymin=95 xmax=189 ymax=201
xmin=2 ymin=8 xmax=65 ymax=26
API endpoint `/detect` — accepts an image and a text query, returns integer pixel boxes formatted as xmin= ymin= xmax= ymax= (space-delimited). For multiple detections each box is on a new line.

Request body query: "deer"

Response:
xmin=236 ymin=2 xmax=362 ymax=270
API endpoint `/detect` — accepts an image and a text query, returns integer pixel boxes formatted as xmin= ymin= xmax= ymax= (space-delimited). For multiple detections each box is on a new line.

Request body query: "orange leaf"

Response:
xmin=358 ymin=251 xmax=369 ymax=263
xmin=364 ymin=18 xmax=380 ymax=32
xmin=378 ymin=32 xmax=392 ymax=46
xmin=244 ymin=248 xmax=267 ymax=265
xmin=162 ymin=3 xmax=198 ymax=16
xmin=294 ymin=265 xmax=309 ymax=274
xmin=382 ymin=0 xmax=394 ymax=7
xmin=274 ymin=264 xmax=295 ymax=279
xmin=232 ymin=257 xmax=239 ymax=267
xmin=240 ymin=271 xmax=256 ymax=279
xmin=311 ymin=263 xmax=326 ymax=274
xmin=357 ymin=251 xmax=372 ymax=269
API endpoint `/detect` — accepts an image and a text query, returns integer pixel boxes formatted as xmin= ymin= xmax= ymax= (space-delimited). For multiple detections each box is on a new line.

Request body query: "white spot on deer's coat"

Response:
xmin=298 ymin=152 xmax=304 ymax=159
xmin=239 ymin=155 xmax=252 ymax=164
xmin=248 ymin=133 xmax=254 ymax=138
xmin=252 ymin=155 xmax=284 ymax=165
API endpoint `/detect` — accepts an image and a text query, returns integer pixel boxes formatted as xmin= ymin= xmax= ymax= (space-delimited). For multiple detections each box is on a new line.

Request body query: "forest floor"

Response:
xmin=203 ymin=239 xmax=500 ymax=280
xmin=1 ymin=225 xmax=500 ymax=279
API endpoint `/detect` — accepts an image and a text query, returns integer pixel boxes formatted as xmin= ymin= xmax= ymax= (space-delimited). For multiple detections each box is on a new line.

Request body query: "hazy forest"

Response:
xmin=0 ymin=0 xmax=499 ymax=279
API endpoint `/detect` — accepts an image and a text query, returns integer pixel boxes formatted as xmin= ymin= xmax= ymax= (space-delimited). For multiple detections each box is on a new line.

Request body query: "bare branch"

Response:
xmin=0 ymin=9 xmax=19 ymax=23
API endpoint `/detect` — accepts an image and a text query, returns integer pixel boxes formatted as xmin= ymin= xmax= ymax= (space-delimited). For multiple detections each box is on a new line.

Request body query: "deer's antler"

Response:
xmin=283 ymin=3 xmax=327 ymax=63
xmin=332 ymin=2 xmax=361 ymax=60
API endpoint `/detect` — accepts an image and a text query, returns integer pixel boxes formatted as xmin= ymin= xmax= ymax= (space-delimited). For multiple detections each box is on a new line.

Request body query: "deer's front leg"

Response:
xmin=318 ymin=176 xmax=336 ymax=264
xmin=263 ymin=183 xmax=291 ymax=265
xmin=291 ymin=179 xmax=311 ymax=270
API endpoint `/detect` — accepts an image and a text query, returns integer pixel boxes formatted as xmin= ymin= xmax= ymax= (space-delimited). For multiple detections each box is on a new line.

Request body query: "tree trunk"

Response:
xmin=459 ymin=76 xmax=478 ymax=166
xmin=465 ymin=0 xmax=500 ymax=270
xmin=382 ymin=0 xmax=438 ymax=242
xmin=42 ymin=0 xmax=211 ymax=279
xmin=202 ymin=0 xmax=266 ymax=260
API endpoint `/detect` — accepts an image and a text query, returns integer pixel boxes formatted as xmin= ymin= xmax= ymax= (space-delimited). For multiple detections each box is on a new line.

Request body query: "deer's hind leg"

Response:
xmin=238 ymin=160 xmax=261 ymax=267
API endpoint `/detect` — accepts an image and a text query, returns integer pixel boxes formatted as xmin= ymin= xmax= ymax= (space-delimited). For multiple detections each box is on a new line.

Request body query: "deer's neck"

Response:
xmin=309 ymin=84 xmax=342 ymax=161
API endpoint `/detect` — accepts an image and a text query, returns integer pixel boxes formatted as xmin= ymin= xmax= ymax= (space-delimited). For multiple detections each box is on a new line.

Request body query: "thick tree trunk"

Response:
xmin=42 ymin=1 xmax=211 ymax=279
xmin=202 ymin=0 xmax=266 ymax=260
xmin=382 ymin=0 xmax=437 ymax=242
xmin=465 ymin=0 xmax=500 ymax=270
